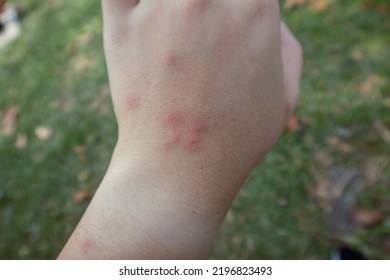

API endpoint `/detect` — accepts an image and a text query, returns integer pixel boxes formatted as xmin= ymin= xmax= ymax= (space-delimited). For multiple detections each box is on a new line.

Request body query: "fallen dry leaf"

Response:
xmin=351 ymin=206 xmax=384 ymax=227
xmin=312 ymin=0 xmax=330 ymax=11
xmin=286 ymin=115 xmax=299 ymax=132
xmin=285 ymin=0 xmax=331 ymax=11
xmin=284 ymin=0 xmax=306 ymax=10
xmin=1 ymin=107 xmax=19 ymax=136
xmin=73 ymin=145 xmax=86 ymax=155
xmin=35 ymin=126 xmax=53 ymax=141
xmin=73 ymin=191 xmax=92 ymax=203
xmin=363 ymin=0 xmax=373 ymax=9
xmin=377 ymin=3 xmax=389 ymax=14
xmin=362 ymin=0 xmax=389 ymax=14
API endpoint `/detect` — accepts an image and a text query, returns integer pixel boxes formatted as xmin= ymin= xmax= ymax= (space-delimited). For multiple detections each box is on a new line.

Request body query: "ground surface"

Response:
xmin=0 ymin=0 xmax=389 ymax=259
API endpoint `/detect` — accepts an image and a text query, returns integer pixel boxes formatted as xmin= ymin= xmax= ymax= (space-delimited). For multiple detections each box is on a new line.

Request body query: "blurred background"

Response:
xmin=0 ymin=0 xmax=389 ymax=259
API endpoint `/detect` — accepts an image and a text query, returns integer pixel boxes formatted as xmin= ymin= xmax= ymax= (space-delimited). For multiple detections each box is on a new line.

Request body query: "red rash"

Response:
xmin=126 ymin=94 xmax=140 ymax=111
xmin=165 ymin=111 xmax=184 ymax=128
xmin=81 ymin=237 xmax=94 ymax=252
xmin=163 ymin=111 xmax=209 ymax=151
xmin=161 ymin=51 xmax=177 ymax=67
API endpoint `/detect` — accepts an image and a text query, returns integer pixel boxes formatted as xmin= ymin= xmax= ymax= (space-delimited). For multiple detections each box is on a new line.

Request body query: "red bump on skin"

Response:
xmin=184 ymin=121 xmax=209 ymax=151
xmin=164 ymin=111 xmax=184 ymax=129
xmin=162 ymin=111 xmax=209 ymax=151
xmin=81 ymin=237 xmax=94 ymax=252
xmin=126 ymin=94 xmax=140 ymax=111
xmin=161 ymin=51 xmax=177 ymax=67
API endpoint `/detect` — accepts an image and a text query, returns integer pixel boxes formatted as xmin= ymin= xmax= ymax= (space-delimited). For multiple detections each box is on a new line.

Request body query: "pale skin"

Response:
xmin=58 ymin=0 xmax=303 ymax=259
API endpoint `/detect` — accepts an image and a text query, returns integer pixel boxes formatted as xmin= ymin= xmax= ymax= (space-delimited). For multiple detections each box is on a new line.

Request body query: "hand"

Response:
xmin=59 ymin=0 xmax=303 ymax=259
xmin=104 ymin=0 xmax=298 ymax=186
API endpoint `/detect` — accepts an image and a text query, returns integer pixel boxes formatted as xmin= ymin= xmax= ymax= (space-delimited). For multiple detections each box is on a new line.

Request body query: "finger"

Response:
xmin=101 ymin=0 xmax=139 ymax=29
xmin=281 ymin=21 xmax=303 ymax=112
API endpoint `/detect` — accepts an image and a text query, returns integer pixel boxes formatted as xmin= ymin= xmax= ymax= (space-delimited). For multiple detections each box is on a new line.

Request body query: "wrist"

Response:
xmin=109 ymin=139 xmax=245 ymax=222
xmin=69 ymin=141 xmax=246 ymax=259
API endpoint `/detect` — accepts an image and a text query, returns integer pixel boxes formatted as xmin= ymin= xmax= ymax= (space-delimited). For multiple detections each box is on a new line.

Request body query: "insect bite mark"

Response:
xmin=81 ymin=237 xmax=94 ymax=252
xmin=125 ymin=94 xmax=141 ymax=111
xmin=161 ymin=51 xmax=177 ymax=67
xmin=162 ymin=111 xmax=210 ymax=151
xmin=164 ymin=111 xmax=184 ymax=129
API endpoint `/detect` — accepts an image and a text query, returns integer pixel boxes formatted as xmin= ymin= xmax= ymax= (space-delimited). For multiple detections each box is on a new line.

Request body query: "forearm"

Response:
xmin=58 ymin=141 xmax=245 ymax=260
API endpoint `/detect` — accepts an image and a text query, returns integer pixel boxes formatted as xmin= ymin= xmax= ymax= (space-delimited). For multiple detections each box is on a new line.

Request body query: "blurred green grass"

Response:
xmin=0 ymin=0 xmax=389 ymax=259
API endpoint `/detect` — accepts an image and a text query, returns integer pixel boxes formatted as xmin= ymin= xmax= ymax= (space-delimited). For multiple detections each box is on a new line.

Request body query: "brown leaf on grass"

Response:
xmin=73 ymin=145 xmax=86 ymax=155
xmin=312 ymin=0 xmax=330 ymax=11
xmin=35 ymin=126 xmax=53 ymax=141
xmin=284 ymin=0 xmax=306 ymax=10
xmin=362 ymin=0 xmax=389 ymax=14
xmin=374 ymin=119 xmax=390 ymax=145
xmin=73 ymin=191 xmax=92 ymax=203
xmin=285 ymin=0 xmax=330 ymax=11
xmin=1 ymin=107 xmax=19 ymax=136
xmin=351 ymin=206 xmax=384 ymax=227
xmin=362 ymin=0 xmax=373 ymax=9
xmin=377 ymin=3 xmax=389 ymax=14
xmin=286 ymin=115 xmax=299 ymax=132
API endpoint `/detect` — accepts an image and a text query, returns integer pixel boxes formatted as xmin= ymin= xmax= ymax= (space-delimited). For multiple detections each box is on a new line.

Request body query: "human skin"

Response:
xmin=59 ymin=0 xmax=303 ymax=259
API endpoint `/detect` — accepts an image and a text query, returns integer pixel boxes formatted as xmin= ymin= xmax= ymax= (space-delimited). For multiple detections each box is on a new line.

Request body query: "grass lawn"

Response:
xmin=0 ymin=0 xmax=389 ymax=259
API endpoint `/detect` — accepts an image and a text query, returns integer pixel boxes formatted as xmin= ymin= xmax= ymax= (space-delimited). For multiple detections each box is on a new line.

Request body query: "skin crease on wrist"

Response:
xmin=58 ymin=0 xmax=303 ymax=260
